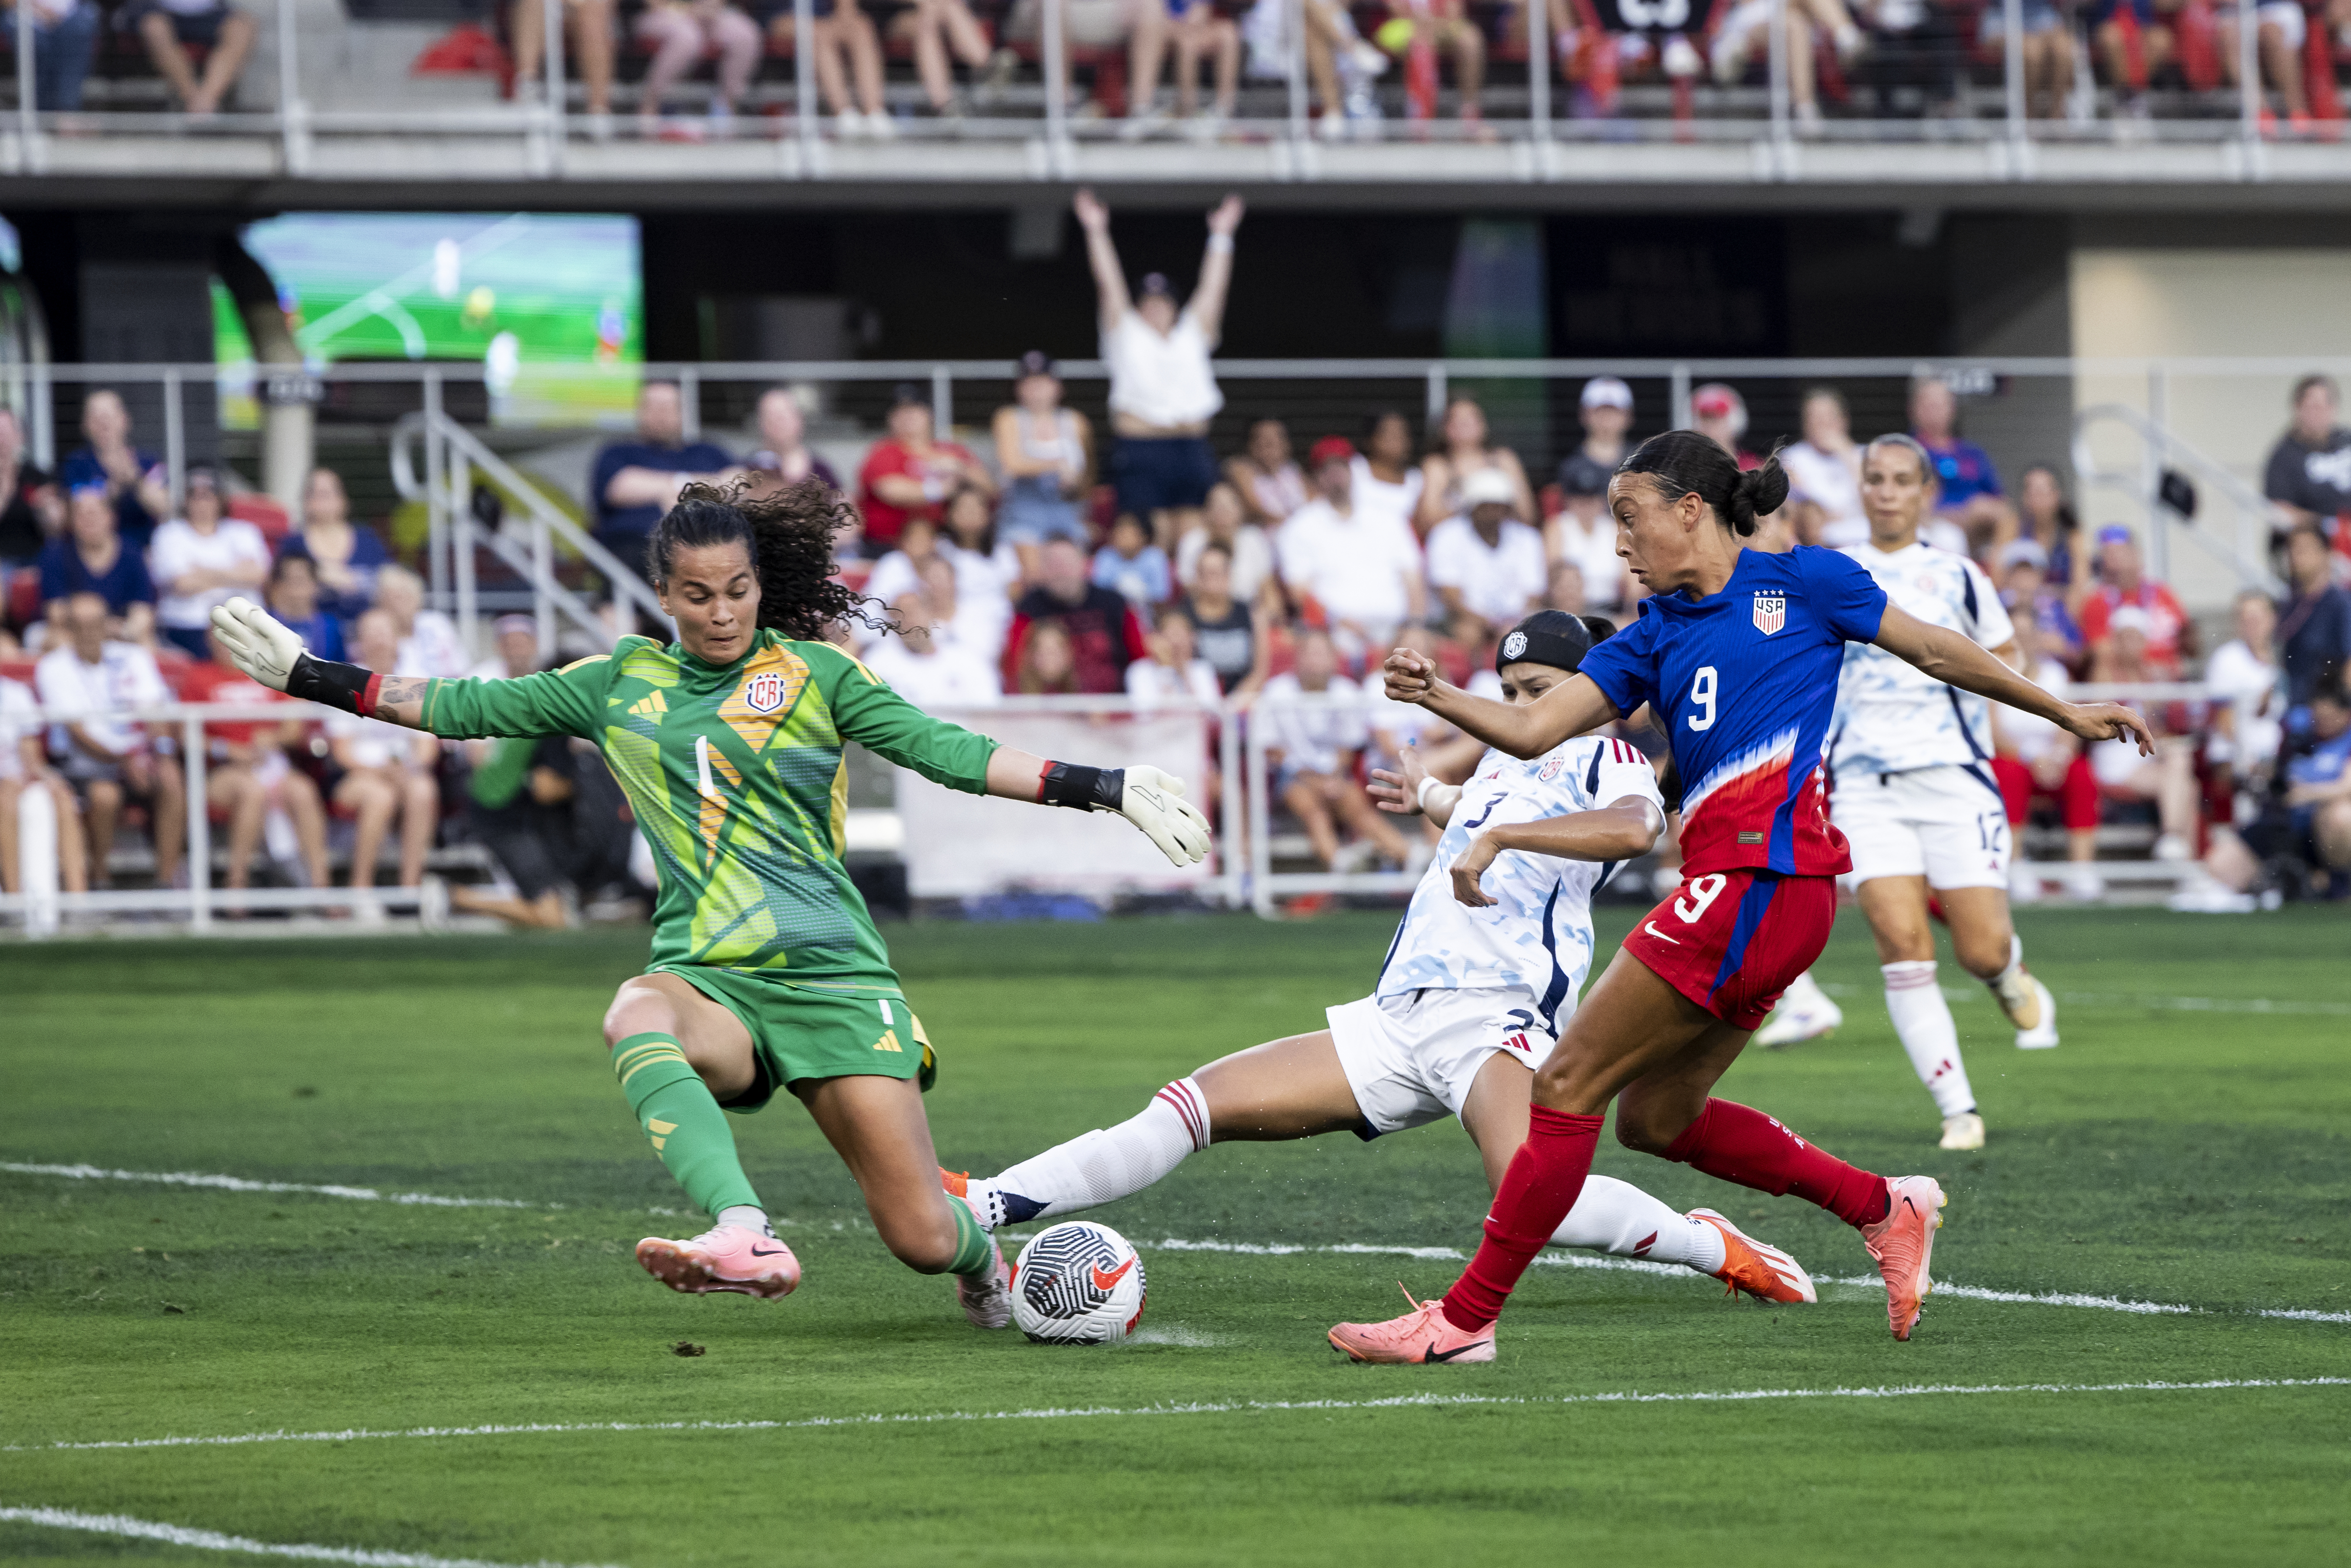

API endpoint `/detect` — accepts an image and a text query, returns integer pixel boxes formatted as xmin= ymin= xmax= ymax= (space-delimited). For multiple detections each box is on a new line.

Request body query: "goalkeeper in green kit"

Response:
xmin=208 ymin=480 xmax=1211 ymax=1329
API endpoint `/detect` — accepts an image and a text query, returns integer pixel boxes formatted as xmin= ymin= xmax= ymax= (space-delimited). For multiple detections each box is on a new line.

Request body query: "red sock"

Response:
xmin=1440 ymin=1107 xmax=1605 ymax=1332
xmin=1664 ymin=1099 xmax=1891 ymax=1229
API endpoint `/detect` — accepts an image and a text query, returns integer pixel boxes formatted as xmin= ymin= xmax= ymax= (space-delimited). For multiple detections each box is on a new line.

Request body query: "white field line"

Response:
xmin=0 ymin=1504 xmax=621 ymax=1568
xmin=0 ymin=1163 xmax=539 ymax=1211
xmin=1815 ymin=983 xmax=2351 ymax=1017
xmin=1144 ymin=1236 xmax=2351 ymax=1324
xmin=10 ymin=1379 xmax=2348 ymax=1459
xmin=11 ymin=1160 xmax=2348 ymax=1327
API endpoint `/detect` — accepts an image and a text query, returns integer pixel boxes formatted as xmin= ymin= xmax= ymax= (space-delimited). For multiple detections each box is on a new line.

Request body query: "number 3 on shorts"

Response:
xmin=1675 ymin=872 xmax=1729 ymax=923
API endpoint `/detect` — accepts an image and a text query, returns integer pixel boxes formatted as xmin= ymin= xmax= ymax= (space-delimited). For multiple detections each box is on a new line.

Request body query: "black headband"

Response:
xmin=1496 ymin=610 xmax=1594 ymax=675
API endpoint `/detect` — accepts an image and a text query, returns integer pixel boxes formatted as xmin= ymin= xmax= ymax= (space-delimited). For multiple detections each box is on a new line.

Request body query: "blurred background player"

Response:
xmin=947 ymin=611 xmax=1814 ymax=1310
xmin=1757 ymin=435 xmax=2058 ymax=1153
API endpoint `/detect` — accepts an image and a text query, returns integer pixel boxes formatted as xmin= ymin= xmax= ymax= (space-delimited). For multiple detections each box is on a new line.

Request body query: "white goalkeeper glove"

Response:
xmin=1118 ymin=764 xmax=1213 ymax=868
xmin=208 ymin=597 xmax=308 ymax=692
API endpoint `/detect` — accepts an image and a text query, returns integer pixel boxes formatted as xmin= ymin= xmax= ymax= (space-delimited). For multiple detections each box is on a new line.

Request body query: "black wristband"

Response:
xmin=1039 ymin=761 xmax=1125 ymax=813
xmin=284 ymin=654 xmax=379 ymax=717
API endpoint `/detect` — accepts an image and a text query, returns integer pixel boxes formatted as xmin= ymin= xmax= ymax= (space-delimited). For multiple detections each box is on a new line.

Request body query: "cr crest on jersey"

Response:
xmin=1501 ymin=630 xmax=1528 ymax=661
xmin=1752 ymin=593 xmax=1786 ymax=636
xmin=741 ymin=669 xmax=789 ymax=715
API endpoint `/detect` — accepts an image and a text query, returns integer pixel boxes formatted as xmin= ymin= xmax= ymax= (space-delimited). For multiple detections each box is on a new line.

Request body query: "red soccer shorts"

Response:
xmin=1621 ymin=869 xmax=1839 ymax=1031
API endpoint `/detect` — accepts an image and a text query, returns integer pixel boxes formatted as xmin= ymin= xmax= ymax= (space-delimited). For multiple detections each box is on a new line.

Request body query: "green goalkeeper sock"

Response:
xmin=611 ymin=1032 xmax=763 ymax=1220
xmin=946 ymin=1193 xmax=996 ymax=1281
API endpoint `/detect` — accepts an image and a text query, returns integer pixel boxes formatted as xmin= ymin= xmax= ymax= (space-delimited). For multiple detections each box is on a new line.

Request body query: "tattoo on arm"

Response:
xmin=375 ymin=678 xmax=430 ymax=729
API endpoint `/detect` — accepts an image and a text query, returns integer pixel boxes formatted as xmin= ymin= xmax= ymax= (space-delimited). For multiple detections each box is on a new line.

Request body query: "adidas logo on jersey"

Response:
xmin=627 ymin=692 xmax=668 ymax=722
xmin=872 ymin=1030 xmax=904 ymax=1053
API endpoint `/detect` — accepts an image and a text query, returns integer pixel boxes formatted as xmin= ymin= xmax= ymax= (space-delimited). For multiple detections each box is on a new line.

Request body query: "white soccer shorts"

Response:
xmin=1326 ymin=986 xmax=1553 ymax=1138
xmin=1831 ymin=763 xmax=2011 ymax=891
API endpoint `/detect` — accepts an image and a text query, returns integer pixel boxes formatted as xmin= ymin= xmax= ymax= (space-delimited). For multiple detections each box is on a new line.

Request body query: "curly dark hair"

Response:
xmin=645 ymin=478 xmax=892 ymax=642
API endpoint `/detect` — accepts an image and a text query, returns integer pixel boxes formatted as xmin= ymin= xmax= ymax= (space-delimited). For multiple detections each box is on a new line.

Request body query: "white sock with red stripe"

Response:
xmin=1883 ymin=960 xmax=1976 ymax=1118
xmin=967 ymin=1077 xmax=1210 ymax=1230
xmin=1548 ymin=1174 xmax=1726 ymax=1274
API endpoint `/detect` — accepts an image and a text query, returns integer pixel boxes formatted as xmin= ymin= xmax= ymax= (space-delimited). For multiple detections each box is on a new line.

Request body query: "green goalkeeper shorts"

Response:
xmin=648 ymin=965 xmax=938 ymax=1111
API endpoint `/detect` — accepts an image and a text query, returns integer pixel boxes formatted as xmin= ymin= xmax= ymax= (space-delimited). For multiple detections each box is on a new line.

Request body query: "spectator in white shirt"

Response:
xmin=1425 ymin=467 xmax=1546 ymax=636
xmin=1276 ymin=436 xmax=1426 ymax=663
xmin=1351 ymin=410 xmax=1426 ymax=543
xmin=466 ymin=615 xmax=544 ymax=683
xmin=1259 ymin=624 xmax=1412 ymax=871
xmin=148 ymin=466 xmax=268 ymax=661
xmin=864 ymin=592 xmax=1002 ymax=710
xmin=1780 ymin=386 xmax=1868 ymax=548
xmin=1079 ymin=187 xmax=1244 ymax=551
xmin=937 ymin=484 xmax=1019 ymax=660
xmin=0 ymin=673 xmax=88 ymax=896
xmin=34 ymin=592 xmax=182 ymax=889
xmin=1174 ymin=481 xmax=1276 ymax=611
xmin=862 ymin=514 xmax=949 ymax=644
xmin=1569 ymin=375 xmax=1636 ymax=473
xmin=1544 ymin=456 xmax=1623 ymax=613
xmin=2204 ymin=588 xmax=2284 ymax=783
xmin=1125 ymin=603 xmax=1223 ymax=706
xmin=375 ymin=565 xmax=469 ymax=679
xmin=326 ymin=608 xmax=439 ymax=890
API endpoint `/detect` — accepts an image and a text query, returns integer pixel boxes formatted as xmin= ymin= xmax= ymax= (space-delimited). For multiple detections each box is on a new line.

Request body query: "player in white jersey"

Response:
xmin=1757 ymin=436 xmax=2056 ymax=1152
xmin=944 ymin=613 xmax=1816 ymax=1306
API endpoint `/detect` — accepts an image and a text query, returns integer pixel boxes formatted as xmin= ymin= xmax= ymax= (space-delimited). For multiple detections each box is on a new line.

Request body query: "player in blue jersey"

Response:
xmin=943 ymin=612 xmax=1817 ymax=1308
xmin=1331 ymin=432 xmax=2152 ymax=1362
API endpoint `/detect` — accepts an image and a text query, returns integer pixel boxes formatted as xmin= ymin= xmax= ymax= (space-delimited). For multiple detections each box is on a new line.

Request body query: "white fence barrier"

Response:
xmin=0 ymin=681 xmax=2237 ymax=935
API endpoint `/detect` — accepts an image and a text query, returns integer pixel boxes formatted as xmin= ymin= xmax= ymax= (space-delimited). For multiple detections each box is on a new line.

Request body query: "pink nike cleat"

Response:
xmin=1860 ymin=1175 xmax=1946 ymax=1340
xmin=635 ymin=1225 xmax=800 ymax=1300
xmin=956 ymin=1235 xmax=1014 ymax=1329
xmin=1690 ymin=1209 xmax=1817 ymax=1304
xmin=1327 ymin=1285 xmax=1496 ymax=1364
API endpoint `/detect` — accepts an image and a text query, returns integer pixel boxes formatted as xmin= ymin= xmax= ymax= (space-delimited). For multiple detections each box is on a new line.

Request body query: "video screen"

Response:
xmin=213 ymin=211 xmax=643 ymax=428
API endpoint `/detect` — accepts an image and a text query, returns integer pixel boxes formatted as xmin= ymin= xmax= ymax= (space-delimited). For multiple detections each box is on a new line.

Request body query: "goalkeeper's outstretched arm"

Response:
xmin=983 ymin=749 xmax=1214 ymax=870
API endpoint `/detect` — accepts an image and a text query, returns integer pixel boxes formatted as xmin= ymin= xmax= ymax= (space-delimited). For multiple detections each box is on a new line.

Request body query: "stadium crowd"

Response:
xmin=4 ymin=279 xmax=2351 ymax=915
xmin=9 ymin=0 xmax=2350 ymax=135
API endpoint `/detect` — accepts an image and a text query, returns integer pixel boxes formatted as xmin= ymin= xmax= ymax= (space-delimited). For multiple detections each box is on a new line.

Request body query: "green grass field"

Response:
xmin=4 ymin=906 xmax=2349 ymax=1567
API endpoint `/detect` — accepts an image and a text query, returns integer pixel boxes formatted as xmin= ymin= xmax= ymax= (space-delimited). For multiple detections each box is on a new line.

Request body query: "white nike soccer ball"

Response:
xmin=1009 ymin=1221 xmax=1147 ymax=1345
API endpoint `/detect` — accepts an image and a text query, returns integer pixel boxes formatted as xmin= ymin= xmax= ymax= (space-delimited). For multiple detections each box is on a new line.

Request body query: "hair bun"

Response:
xmin=1728 ymin=457 xmax=1791 ymax=535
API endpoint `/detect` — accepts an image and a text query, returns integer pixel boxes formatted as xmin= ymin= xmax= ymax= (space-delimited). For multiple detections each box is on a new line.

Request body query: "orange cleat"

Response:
xmin=1328 ymin=1285 xmax=1496 ymax=1364
xmin=939 ymin=1166 xmax=970 ymax=1199
xmin=1860 ymin=1175 xmax=1946 ymax=1340
xmin=635 ymin=1225 xmax=801 ymax=1300
xmin=1690 ymin=1209 xmax=1817 ymax=1304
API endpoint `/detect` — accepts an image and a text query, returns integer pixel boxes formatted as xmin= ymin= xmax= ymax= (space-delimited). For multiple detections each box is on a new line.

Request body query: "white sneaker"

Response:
xmin=2152 ymin=833 xmax=2192 ymax=862
xmin=866 ymin=108 xmax=898 ymax=140
xmin=2064 ymin=863 xmax=2105 ymax=902
xmin=2008 ymin=857 xmax=2044 ymax=904
xmin=1939 ymin=1111 xmax=1986 ymax=1151
xmin=1754 ymin=971 xmax=1841 ymax=1049
xmin=2013 ymin=978 xmax=2058 ymax=1049
xmin=835 ymin=109 xmax=870 ymax=139
xmin=1317 ymin=108 xmax=1346 ymax=140
xmin=1348 ymin=40 xmax=1390 ymax=76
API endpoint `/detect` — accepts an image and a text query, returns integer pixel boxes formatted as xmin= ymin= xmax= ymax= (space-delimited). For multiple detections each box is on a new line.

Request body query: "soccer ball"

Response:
xmin=1009 ymin=1221 xmax=1147 ymax=1345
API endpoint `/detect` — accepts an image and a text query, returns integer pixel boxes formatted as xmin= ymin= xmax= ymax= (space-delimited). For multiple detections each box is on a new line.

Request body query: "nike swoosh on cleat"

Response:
xmin=1423 ymin=1342 xmax=1485 ymax=1363
xmin=1643 ymin=922 xmax=1682 ymax=946
xmin=1091 ymin=1258 xmax=1136 ymax=1290
xmin=749 ymin=1245 xmax=787 ymax=1257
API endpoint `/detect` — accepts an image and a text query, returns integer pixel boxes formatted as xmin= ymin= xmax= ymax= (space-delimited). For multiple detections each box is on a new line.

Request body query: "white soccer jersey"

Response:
xmin=1376 ymin=735 xmax=1662 ymax=1025
xmin=1829 ymin=540 xmax=2013 ymax=778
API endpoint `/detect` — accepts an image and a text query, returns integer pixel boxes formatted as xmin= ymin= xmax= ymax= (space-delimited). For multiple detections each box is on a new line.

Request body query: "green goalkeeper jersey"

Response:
xmin=416 ymin=628 xmax=999 ymax=993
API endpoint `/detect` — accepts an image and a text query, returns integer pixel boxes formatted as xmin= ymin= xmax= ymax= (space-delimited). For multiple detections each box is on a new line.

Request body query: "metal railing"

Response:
xmin=0 ymin=0 xmax=2339 ymax=170
xmin=387 ymin=405 xmax=670 ymax=656
xmin=0 ymin=678 xmax=2245 ymax=937
xmin=2072 ymin=402 xmax=2290 ymax=595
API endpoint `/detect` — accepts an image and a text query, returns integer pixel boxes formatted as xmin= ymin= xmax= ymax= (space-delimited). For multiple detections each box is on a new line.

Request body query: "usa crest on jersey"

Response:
xmin=1752 ymin=594 xmax=1786 ymax=635
xmin=741 ymin=669 xmax=789 ymax=714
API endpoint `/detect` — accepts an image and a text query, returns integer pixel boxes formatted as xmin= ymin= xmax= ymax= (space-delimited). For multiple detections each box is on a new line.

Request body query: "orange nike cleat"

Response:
xmin=1860 ymin=1175 xmax=1946 ymax=1340
xmin=1690 ymin=1209 xmax=1817 ymax=1304
xmin=1327 ymin=1285 xmax=1497 ymax=1365
xmin=635 ymin=1226 xmax=801 ymax=1300
xmin=939 ymin=1167 xmax=970 ymax=1199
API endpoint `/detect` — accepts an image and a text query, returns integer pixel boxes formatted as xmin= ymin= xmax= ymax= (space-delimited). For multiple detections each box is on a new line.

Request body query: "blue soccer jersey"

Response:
xmin=1580 ymin=546 xmax=1889 ymax=878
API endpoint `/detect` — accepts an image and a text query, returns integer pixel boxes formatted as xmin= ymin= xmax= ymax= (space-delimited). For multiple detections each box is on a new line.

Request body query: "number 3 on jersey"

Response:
xmin=1687 ymin=665 xmax=1717 ymax=732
